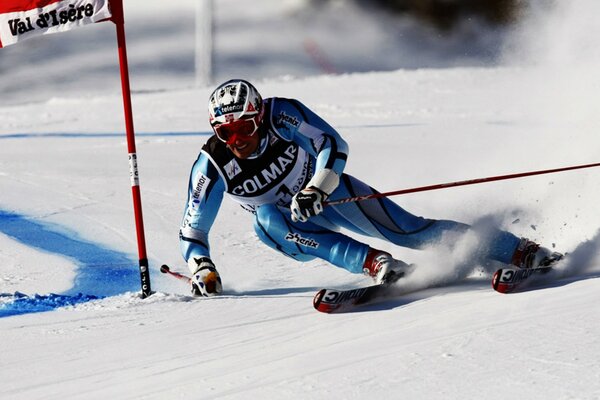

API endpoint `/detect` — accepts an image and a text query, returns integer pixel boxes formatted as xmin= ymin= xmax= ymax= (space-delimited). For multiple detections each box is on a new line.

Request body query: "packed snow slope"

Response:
xmin=1 ymin=67 xmax=600 ymax=399
xmin=2 ymin=1 xmax=600 ymax=399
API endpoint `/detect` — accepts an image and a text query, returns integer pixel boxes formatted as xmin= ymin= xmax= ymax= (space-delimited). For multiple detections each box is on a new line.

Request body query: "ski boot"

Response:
xmin=363 ymin=248 xmax=412 ymax=284
xmin=511 ymin=238 xmax=563 ymax=269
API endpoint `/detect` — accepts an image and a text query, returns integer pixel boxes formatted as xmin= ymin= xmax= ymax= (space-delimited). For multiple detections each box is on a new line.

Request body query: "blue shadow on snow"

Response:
xmin=0 ymin=210 xmax=139 ymax=318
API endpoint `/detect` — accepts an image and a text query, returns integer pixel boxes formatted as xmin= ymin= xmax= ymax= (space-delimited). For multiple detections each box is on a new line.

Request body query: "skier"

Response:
xmin=179 ymin=79 xmax=561 ymax=296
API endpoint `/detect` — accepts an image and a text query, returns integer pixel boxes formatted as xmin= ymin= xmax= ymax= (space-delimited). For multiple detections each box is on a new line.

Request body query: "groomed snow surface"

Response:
xmin=1 ymin=1 xmax=600 ymax=399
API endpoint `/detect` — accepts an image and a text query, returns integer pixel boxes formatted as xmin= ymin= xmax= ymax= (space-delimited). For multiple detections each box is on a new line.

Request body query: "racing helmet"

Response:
xmin=208 ymin=79 xmax=264 ymax=143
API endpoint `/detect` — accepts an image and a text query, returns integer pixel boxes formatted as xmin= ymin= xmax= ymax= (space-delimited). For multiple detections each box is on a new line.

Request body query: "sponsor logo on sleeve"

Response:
xmin=191 ymin=173 xmax=211 ymax=209
xmin=276 ymin=111 xmax=300 ymax=128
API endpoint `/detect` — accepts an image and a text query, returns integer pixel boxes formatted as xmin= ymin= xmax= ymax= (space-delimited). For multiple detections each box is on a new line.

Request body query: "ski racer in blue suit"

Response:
xmin=180 ymin=79 xmax=560 ymax=296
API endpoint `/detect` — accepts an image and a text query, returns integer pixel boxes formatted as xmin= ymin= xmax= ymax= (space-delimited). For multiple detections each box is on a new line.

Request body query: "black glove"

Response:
xmin=290 ymin=187 xmax=326 ymax=222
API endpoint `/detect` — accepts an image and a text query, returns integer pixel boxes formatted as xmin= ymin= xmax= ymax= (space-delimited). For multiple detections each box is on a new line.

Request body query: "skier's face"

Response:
xmin=227 ymin=131 xmax=260 ymax=159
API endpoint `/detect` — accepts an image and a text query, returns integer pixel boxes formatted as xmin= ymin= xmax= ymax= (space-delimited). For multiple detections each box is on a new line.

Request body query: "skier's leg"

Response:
xmin=324 ymin=174 xmax=521 ymax=264
xmin=254 ymin=203 xmax=369 ymax=274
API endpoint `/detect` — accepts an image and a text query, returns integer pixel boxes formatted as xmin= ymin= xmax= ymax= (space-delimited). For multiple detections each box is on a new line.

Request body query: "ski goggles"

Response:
xmin=213 ymin=116 xmax=260 ymax=144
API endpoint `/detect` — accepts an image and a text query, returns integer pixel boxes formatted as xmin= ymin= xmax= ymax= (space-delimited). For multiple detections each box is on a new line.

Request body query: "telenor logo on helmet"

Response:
xmin=214 ymin=104 xmax=244 ymax=116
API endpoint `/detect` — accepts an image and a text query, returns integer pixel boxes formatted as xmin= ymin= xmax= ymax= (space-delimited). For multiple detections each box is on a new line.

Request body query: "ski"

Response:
xmin=313 ymin=283 xmax=396 ymax=313
xmin=492 ymin=266 xmax=553 ymax=293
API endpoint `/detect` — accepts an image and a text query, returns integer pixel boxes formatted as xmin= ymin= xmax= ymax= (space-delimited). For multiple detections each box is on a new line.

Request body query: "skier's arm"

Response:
xmin=269 ymin=98 xmax=349 ymax=195
xmin=268 ymin=98 xmax=348 ymax=221
xmin=179 ymin=152 xmax=225 ymax=266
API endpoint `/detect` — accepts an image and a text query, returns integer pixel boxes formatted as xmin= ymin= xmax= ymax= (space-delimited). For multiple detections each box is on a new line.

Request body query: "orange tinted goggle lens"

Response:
xmin=214 ymin=119 xmax=257 ymax=142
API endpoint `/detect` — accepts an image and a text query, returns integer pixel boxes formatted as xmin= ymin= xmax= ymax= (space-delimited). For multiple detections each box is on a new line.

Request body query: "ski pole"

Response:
xmin=160 ymin=264 xmax=192 ymax=284
xmin=325 ymin=161 xmax=600 ymax=206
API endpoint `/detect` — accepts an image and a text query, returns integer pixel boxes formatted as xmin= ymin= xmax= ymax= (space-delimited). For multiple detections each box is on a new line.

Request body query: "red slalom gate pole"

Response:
xmin=325 ymin=162 xmax=600 ymax=206
xmin=111 ymin=0 xmax=151 ymax=298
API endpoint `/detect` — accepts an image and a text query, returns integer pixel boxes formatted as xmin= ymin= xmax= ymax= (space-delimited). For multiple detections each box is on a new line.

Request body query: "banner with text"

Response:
xmin=0 ymin=0 xmax=112 ymax=48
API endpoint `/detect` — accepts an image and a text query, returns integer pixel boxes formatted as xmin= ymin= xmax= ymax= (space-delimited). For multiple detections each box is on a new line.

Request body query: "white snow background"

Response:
xmin=1 ymin=0 xmax=600 ymax=399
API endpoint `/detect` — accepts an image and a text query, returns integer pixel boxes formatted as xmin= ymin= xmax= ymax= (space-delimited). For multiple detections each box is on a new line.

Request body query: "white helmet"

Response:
xmin=208 ymin=79 xmax=263 ymax=143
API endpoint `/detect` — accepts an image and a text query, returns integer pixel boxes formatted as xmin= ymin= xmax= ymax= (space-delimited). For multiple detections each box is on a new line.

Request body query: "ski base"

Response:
xmin=313 ymin=283 xmax=395 ymax=313
xmin=492 ymin=266 xmax=553 ymax=293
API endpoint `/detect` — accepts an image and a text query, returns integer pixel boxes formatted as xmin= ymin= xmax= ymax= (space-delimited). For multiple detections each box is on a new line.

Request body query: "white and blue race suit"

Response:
xmin=180 ymin=97 xmax=521 ymax=274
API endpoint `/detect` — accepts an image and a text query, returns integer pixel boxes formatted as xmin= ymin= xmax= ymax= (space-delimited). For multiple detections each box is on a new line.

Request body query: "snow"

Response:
xmin=1 ymin=0 xmax=600 ymax=399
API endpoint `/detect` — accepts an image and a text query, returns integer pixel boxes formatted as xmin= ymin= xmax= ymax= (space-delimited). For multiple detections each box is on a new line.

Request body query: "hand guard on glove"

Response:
xmin=290 ymin=187 xmax=326 ymax=222
xmin=188 ymin=257 xmax=222 ymax=297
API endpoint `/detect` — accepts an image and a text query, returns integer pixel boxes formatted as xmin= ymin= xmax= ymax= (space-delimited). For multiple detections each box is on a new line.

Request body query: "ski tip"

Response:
xmin=159 ymin=264 xmax=170 ymax=274
xmin=313 ymin=289 xmax=341 ymax=313
xmin=492 ymin=269 xmax=512 ymax=293
xmin=313 ymin=288 xmax=327 ymax=311
xmin=493 ymin=266 xmax=554 ymax=294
